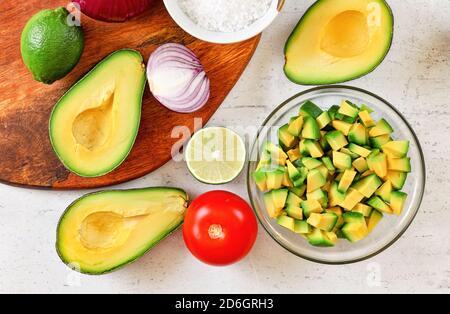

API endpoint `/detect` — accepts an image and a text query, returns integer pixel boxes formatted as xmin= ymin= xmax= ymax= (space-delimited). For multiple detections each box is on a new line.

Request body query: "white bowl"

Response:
xmin=163 ymin=0 xmax=284 ymax=44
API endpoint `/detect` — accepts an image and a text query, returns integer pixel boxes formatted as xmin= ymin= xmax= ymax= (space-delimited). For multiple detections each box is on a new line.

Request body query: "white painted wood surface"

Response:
xmin=0 ymin=0 xmax=449 ymax=293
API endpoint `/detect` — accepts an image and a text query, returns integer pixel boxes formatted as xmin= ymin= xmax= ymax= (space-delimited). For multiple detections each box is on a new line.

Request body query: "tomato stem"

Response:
xmin=208 ymin=224 xmax=224 ymax=239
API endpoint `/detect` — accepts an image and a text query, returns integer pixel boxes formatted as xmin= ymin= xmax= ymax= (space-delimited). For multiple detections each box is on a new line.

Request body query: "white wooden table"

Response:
xmin=0 ymin=0 xmax=449 ymax=293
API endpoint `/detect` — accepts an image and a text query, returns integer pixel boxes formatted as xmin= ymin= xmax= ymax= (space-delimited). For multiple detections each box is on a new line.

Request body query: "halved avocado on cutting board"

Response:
xmin=284 ymin=0 xmax=394 ymax=85
xmin=49 ymin=49 xmax=146 ymax=177
xmin=56 ymin=187 xmax=188 ymax=275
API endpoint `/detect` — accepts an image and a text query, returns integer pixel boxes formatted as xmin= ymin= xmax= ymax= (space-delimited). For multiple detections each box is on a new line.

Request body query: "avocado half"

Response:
xmin=56 ymin=187 xmax=188 ymax=275
xmin=49 ymin=49 xmax=146 ymax=177
xmin=284 ymin=0 xmax=394 ymax=85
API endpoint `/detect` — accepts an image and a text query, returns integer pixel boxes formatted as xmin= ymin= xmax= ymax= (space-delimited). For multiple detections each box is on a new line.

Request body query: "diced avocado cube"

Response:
xmin=367 ymin=152 xmax=388 ymax=178
xmin=294 ymin=220 xmax=311 ymax=234
xmin=316 ymin=164 xmax=329 ymax=180
xmin=306 ymin=188 xmax=328 ymax=208
xmin=307 ymin=228 xmax=336 ymax=247
xmin=352 ymin=174 xmax=382 ymax=198
xmin=348 ymin=143 xmax=372 ymax=158
xmin=277 ymin=215 xmax=295 ymax=231
xmin=302 ymin=157 xmax=322 ymax=170
xmin=289 ymin=185 xmax=306 ymax=198
xmin=367 ymin=210 xmax=383 ymax=233
xmin=339 ymin=188 xmax=365 ymax=211
xmin=282 ymin=167 xmax=294 ymax=187
xmin=352 ymin=157 xmax=369 ymax=173
xmin=271 ymin=188 xmax=288 ymax=208
xmin=348 ymin=123 xmax=368 ymax=146
xmin=286 ymin=191 xmax=302 ymax=206
xmin=265 ymin=167 xmax=285 ymax=190
xmin=302 ymin=116 xmax=321 ymax=140
xmin=287 ymin=147 xmax=301 ymax=162
xmin=299 ymin=101 xmax=323 ymax=118
xmin=307 ymin=212 xmax=338 ymax=232
xmin=252 ymin=169 xmax=267 ymax=191
xmin=329 ymin=181 xmax=346 ymax=207
xmin=256 ymin=150 xmax=271 ymax=171
xmin=299 ymin=139 xmax=309 ymax=156
xmin=339 ymin=100 xmax=359 ymax=118
xmin=264 ymin=189 xmax=288 ymax=218
xmin=338 ymin=169 xmax=357 ymax=193
xmin=287 ymin=116 xmax=304 ymax=137
xmin=369 ymin=119 xmax=394 ymax=137
xmin=328 ymin=105 xmax=340 ymax=120
xmin=343 ymin=212 xmax=366 ymax=224
xmin=286 ymin=204 xmax=303 ymax=220
xmin=304 ymin=140 xmax=324 ymax=158
xmin=316 ymin=111 xmax=331 ymax=129
xmin=264 ymin=142 xmax=287 ymax=165
xmin=387 ymin=157 xmax=411 ymax=173
xmin=382 ymin=140 xmax=410 ymax=158
xmin=352 ymin=203 xmax=373 ymax=217
xmin=367 ymin=196 xmax=393 ymax=214
xmin=358 ymin=110 xmax=376 ymax=127
xmin=370 ymin=134 xmax=392 ymax=149
xmin=326 ymin=207 xmax=345 ymax=230
xmin=385 ymin=171 xmax=408 ymax=190
xmin=325 ymin=130 xmax=348 ymax=151
xmin=286 ymin=160 xmax=301 ymax=181
xmin=279 ymin=124 xmax=297 ymax=149
xmin=341 ymin=222 xmax=369 ymax=243
xmin=375 ymin=180 xmax=392 ymax=202
xmin=333 ymin=151 xmax=352 ymax=170
xmin=307 ymin=168 xmax=326 ymax=192
xmin=286 ymin=161 xmax=308 ymax=187
xmin=301 ymin=199 xmax=323 ymax=218
xmin=322 ymin=156 xmax=336 ymax=173
xmin=332 ymin=120 xmax=353 ymax=136
xmin=390 ymin=191 xmax=408 ymax=216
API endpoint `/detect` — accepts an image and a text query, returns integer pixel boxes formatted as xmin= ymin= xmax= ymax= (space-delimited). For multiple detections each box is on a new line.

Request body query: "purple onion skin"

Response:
xmin=73 ymin=0 xmax=154 ymax=23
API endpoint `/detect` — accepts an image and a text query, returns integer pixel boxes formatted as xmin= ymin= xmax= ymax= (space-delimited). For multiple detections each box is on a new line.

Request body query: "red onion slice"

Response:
xmin=147 ymin=43 xmax=210 ymax=113
xmin=73 ymin=0 xmax=154 ymax=23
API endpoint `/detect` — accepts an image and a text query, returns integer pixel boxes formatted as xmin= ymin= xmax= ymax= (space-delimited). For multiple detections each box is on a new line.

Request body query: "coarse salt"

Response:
xmin=178 ymin=0 xmax=273 ymax=33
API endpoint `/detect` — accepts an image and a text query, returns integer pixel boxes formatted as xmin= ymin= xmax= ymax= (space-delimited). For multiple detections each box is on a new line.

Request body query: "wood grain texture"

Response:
xmin=0 ymin=0 xmax=260 ymax=189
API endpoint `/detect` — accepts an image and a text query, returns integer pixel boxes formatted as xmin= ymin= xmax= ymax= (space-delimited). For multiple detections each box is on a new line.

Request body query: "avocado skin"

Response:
xmin=284 ymin=0 xmax=394 ymax=85
xmin=56 ymin=187 xmax=188 ymax=275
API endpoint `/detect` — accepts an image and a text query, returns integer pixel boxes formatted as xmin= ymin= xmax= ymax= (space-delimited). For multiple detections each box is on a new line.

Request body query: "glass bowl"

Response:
xmin=247 ymin=86 xmax=426 ymax=264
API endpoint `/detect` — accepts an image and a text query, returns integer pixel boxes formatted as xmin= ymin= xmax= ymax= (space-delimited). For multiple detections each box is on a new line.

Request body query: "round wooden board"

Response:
xmin=0 ymin=0 xmax=260 ymax=189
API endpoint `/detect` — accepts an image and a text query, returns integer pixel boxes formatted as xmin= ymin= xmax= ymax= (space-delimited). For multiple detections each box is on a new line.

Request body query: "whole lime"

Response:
xmin=20 ymin=7 xmax=84 ymax=84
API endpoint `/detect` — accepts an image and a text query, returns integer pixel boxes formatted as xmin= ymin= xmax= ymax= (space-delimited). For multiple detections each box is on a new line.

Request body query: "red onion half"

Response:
xmin=147 ymin=43 xmax=210 ymax=113
xmin=73 ymin=0 xmax=154 ymax=23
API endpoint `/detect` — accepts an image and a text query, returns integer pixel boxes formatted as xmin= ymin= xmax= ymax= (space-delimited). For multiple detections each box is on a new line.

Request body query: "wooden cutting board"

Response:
xmin=0 ymin=0 xmax=260 ymax=189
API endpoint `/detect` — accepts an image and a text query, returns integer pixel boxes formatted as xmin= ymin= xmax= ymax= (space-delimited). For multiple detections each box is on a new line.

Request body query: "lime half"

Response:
xmin=185 ymin=127 xmax=246 ymax=184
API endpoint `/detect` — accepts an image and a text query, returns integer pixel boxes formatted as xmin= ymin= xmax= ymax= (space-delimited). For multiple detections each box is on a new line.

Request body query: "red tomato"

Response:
xmin=183 ymin=191 xmax=258 ymax=266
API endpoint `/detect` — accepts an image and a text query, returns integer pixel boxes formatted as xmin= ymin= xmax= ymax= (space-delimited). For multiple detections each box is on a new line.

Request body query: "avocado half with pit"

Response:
xmin=49 ymin=49 xmax=146 ymax=177
xmin=284 ymin=0 xmax=394 ymax=85
xmin=56 ymin=187 xmax=188 ymax=275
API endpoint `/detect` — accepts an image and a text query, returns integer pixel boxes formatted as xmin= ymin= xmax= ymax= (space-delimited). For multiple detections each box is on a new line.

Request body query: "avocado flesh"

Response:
xmin=56 ymin=188 xmax=188 ymax=275
xmin=284 ymin=0 xmax=394 ymax=85
xmin=49 ymin=49 xmax=146 ymax=177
